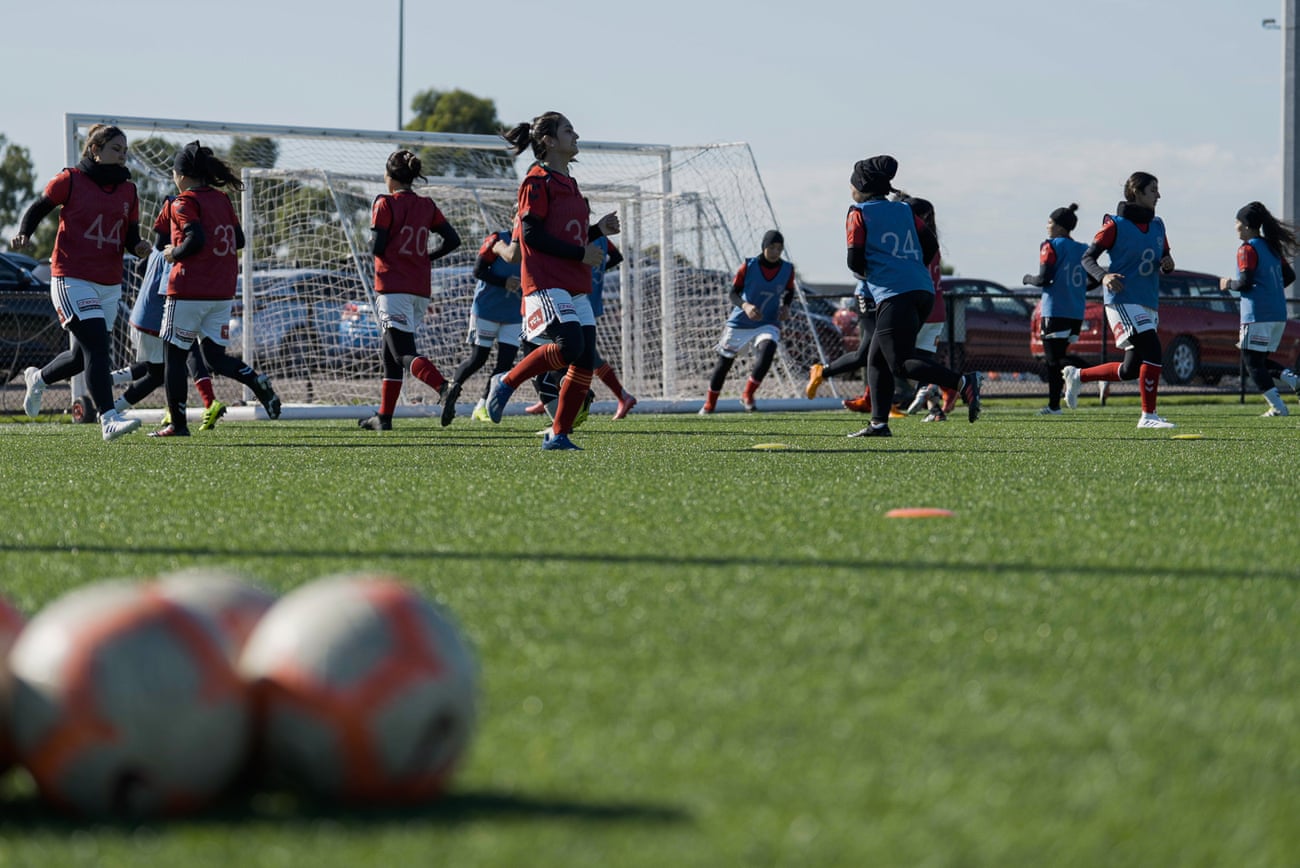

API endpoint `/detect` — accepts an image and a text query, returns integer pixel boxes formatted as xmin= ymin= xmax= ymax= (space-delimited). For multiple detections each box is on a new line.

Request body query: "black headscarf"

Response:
xmin=174 ymin=140 xmax=212 ymax=179
xmin=1050 ymin=203 xmax=1079 ymax=232
xmin=761 ymin=229 xmax=785 ymax=249
xmin=851 ymin=155 xmax=898 ymax=195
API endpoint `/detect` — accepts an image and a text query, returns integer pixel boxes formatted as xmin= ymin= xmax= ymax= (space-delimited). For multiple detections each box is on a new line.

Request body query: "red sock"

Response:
xmin=596 ymin=363 xmax=624 ymax=397
xmin=194 ymin=376 xmax=215 ymax=408
xmin=704 ymin=389 xmax=720 ymax=411
xmin=1080 ymin=362 xmax=1122 ymax=383
xmin=743 ymin=377 xmax=760 ymax=400
xmin=1139 ymin=362 xmax=1161 ymax=413
xmin=553 ymin=367 xmax=594 ymax=434
xmin=379 ymin=378 xmax=402 ymax=416
xmin=506 ymin=344 xmax=566 ymax=387
xmin=409 ymin=356 xmax=446 ymax=392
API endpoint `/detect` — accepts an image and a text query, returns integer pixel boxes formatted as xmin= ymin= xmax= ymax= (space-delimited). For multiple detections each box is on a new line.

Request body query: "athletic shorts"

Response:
xmin=716 ymin=323 xmax=780 ymax=359
xmin=51 ymin=276 xmax=121 ymax=330
xmin=163 ymin=298 xmax=233 ymax=350
xmin=1040 ymin=316 xmax=1082 ymax=342
xmin=916 ymin=321 xmax=944 ymax=354
xmin=133 ymin=329 xmax=165 ymax=365
xmin=1105 ymin=303 xmax=1158 ymax=351
xmin=467 ymin=314 xmax=522 ymax=348
xmin=1239 ymin=321 xmax=1286 ymax=354
xmin=523 ymin=289 xmax=593 ymax=342
xmin=376 ymin=293 xmax=430 ymax=334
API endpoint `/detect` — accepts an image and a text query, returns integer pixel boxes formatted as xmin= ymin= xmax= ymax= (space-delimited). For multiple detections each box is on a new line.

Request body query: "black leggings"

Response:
xmin=1244 ymin=349 xmax=1286 ymax=393
xmin=1116 ymin=329 xmax=1162 ymax=380
xmin=452 ymin=342 xmax=521 ymax=400
xmin=868 ymin=292 xmax=962 ymax=424
xmin=41 ymin=316 xmax=114 ymax=415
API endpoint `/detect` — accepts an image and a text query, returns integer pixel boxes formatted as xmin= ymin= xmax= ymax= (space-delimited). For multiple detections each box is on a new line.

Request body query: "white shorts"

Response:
xmin=1105 ymin=303 xmax=1158 ymax=350
xmin=1239 ymin=321 xmax=1286 ymax=353
xmin=51 ymin=276 xmax=121 ymax=330
xmin=916 ymin=321 xmax=944 ymax=355
xmin=522 ymin=289 xmax=593 ymax=342
xmin=716 ymin=323 xmax=780 ymax=359
xmin=467 ymin=314 xmax=522 ymax=348
xmin=163 ymin=298 xmax=233 ymax=350
xmin=376 ymin=293 xmax=430 ymax=334
xmin=133 ymin=329 xmax=165 ymax=365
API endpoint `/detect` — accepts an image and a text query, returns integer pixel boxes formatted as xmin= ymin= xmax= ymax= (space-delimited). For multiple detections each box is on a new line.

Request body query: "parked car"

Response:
xmin=1028 ymin=269 xmax=1300 ymax=385
xmin=229 ymin=268 xmax=368 ymax=372
xmin=831 ymin=277 xmax=1044 ymax=377
xmin=0 ymin=251 xmax=59 ymax=381
xmin=333 ymin=265 xmax=477 ymax=367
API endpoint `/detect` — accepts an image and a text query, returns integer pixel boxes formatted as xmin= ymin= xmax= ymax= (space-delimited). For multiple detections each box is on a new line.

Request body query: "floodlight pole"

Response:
xmin=1283 ymin=1 xmax=1300 ymax=295
xmin=397 ymin=0 xmax=405 ymax=130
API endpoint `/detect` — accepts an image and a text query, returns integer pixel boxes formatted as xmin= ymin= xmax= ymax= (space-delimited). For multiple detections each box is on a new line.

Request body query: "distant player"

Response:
xmin=358 ymin=149 xmax=462 ymax=432
xmin=151 ymin=141 xmax=282 ymax=437
xmin=440 ymin=224 xmax=522 ymax=427
xmin=110 ymin=197 xmax=229 ymax=430
xmin=699 ymin=230 xmax=795 ymax=414
xmin=10 ymin=123 xmax=150 ymax=441
xmin=484 ymin=111 xmax=620 ymax=451
xmin=1063 ymin=172 xmax=1176 ymax=428
xmin=1023 ymin=203 xmax=1088 ymax=415
xmin=1219 ymin=201 xmax=1300 ymax=416
xmin=845 ymin=156 xmax=980 ymax=437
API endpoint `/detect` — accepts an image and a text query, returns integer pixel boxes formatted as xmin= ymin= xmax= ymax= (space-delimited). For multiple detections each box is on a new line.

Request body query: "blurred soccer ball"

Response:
xmin=154 ymin=567 xmax=277 ymax=655
xmin=0 ymin=594 xmax=25 ymax=774
xmin=239 ymin=573 xmax=477 ymax=804
xmin=7 ymin=580 xmax=251 ymax=817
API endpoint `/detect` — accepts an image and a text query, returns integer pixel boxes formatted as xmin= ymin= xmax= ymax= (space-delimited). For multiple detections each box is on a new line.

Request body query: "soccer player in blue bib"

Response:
xmin=1063 ymin=172 xmax=1176 ymax=428
xmin=1219 ymin=201 xmax=1300 ymax=416
xmin=844 ymin=156 xmax=980 ymax=437
xmin=699 ymin=230 xmax=795 ymax=414
xmin=1023 ymin=203 xmax=1089 ymax=415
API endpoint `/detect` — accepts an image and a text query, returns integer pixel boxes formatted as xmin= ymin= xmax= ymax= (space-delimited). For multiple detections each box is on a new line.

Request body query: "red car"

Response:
xmin=1029 ymin=269 xmax=1300 ymax=385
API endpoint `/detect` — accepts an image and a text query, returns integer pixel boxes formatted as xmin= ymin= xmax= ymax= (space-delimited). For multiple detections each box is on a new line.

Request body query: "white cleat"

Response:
xmin=1062 ymin=365 xmax=1082 ymax=410
xmin=1137 ymin=413 xmax=1175 ymax=429
xmin=22 ymin=366 xmax=46 ymax=418
xmin=100 ymin=410 xmax=142 ymax=442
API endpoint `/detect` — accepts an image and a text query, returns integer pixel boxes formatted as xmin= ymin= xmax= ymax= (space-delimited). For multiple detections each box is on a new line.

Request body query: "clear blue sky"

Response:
xmin=3 ymin=0 xmax=1290 ymax=286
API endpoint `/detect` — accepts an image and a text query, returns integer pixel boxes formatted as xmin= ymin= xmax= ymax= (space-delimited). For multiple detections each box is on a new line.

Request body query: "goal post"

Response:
xmin=64 ymin=114 xmax=841 ymax=414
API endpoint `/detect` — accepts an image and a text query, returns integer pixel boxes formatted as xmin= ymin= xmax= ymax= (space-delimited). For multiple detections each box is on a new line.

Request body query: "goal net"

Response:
xmin=67 ymin=114 xmax=842 ymax=411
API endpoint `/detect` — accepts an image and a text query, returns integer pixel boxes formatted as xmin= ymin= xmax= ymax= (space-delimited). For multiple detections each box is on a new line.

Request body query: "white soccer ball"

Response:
xmin=154 ymin=567 xmax=277 ymax=655
xmin=0 ymin=594 xmax=25 ymax=774
xmin=239 ymin=573 xmax=477 ymax=804
xmin=8 ymin=580 xmax=251 ymax=817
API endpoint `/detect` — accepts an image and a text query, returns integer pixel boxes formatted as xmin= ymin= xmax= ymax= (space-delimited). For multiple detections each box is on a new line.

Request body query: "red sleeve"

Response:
xmin=43 ymin=169 xmax=73 ymax=205
xmin=1039 ymin=240 xmax=1057 ymax=267
xmin=1237 ymin=243 xmax=1257 ymax=273
xmin=173 ymin=191 xmax=201 ymax=231
xmin=845 ymin=207 xmax=865 ymax=249
xmin=733 ymin=261 xmax=748 ymax=291
xmin=519 ymin=175 xmax=549 ymax=222
xmin=478 ymin=233 xmax=499 ymax=257
xmin=152 ymin=200 xmax=173 ymax=235
xmin=371 ymin=195 xmax=392 ymax=231
xmin=1091 ymin=217 xmax=1117 ymax=250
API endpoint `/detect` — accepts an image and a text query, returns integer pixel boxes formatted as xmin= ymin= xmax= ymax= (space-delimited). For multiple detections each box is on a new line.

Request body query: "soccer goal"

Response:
xmin=65 ymin=114 xmax=840 ymax=413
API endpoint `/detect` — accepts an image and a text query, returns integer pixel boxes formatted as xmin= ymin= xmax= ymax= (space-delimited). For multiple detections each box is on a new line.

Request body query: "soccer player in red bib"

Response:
xmin=358 ymin=149 xmax=462 ymax=431
xmin=151 ymin=141 xmax=282 ymax=437
xmin=484 ymin=112 xmax=620 ymax=451
xmin=10 ymin=124 xmax=150 ymax=441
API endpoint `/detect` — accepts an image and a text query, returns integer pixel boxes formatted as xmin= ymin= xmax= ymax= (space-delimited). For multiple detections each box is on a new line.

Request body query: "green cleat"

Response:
xmin=198 ymin=399 xmax=227 ymax=431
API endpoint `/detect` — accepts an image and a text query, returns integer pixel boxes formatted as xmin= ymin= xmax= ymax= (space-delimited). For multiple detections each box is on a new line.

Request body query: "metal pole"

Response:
xmin=1285 ymin=0 xmax=1299 ymax=296
xmin=397 ymin=0 xmax=405 ymax=130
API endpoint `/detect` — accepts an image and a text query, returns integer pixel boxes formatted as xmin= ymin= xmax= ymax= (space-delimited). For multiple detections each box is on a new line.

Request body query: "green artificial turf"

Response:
xmin=1 ymin=400 xmax=1298 ymax=867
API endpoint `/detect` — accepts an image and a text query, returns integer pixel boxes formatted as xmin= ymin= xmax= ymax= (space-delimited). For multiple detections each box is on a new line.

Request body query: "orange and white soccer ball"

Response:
xmin=7 ymin=580 xmax=251 ymax=817
xmin=154 ymin=567 xmax=277 ymax=655
xmin=239 ymin=573 xmax=477 ymax=804
xmin=0 ymin=594 xmax=25 ymax=774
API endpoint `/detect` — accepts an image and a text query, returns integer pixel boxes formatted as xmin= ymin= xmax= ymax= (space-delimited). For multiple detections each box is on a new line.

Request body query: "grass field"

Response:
xmin=1 ymin=397 xmax=1298 ymax=867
